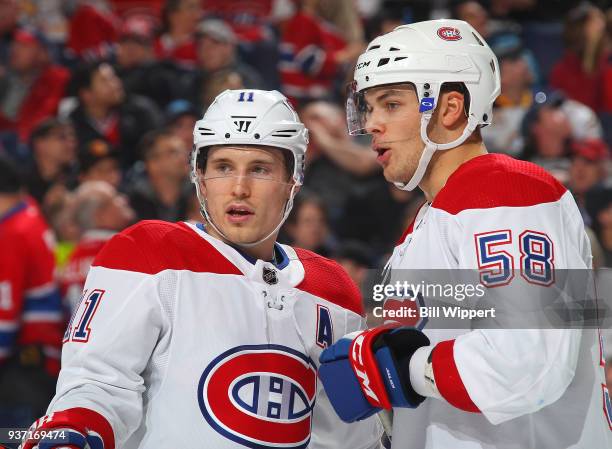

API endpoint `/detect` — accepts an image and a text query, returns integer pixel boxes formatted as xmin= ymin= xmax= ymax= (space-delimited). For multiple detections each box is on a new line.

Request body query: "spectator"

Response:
xmin=550 ymin=2 xmax=610 ymax=112
xmin=451 ymin=0 xmax=490 ymax=38
xmin=127 ymin=129 xmax=191 ymax=222
xmin=300 ymin=100 xmax=378 ymax=176
xmin=284 ymin=193 xmax=335 ymax=257
xmin=199 ymin=68 xmax=245 ymax=110
xmin=77 ymin=138 xmax=122 ymax=189
xmin=595 ymin=197 xmax=612 ymax=267
xmin=69 ymin=61 xmax=162 ymax=168
xmin=332 ymin=239 xmax=372 ymax=293
xmin=482 ymin=34 xmax=535 ymax=155
xmin=0 ymin=28 xmax=70 ymax=142
xmin=568 ymin=138 xmax=609 ymax=217
xmin=279 ymin=0 xmax=357 ymax=104
xmin=115 ymin=15 xmax=179 ymax=109
xmin=164 ymin=99 xmax=200 ymax=151
xmin=193 ymin=18 xmax=264 ymax=91
xmin=23 ymin=118 xmax=77 ymax=205
xmin=521 ymin=90 xmax=603 ymax=183
xmin=61 ymin=181 xmax=135 ymax=313
xmin=65 ymin=0 xmax=119 ymax=61
xmin=202 ymin=0 xmax=274 ymax=43
xmin=201 ymin=0 xmax=280 ymax=89
xmin=0 ymin=154 xmax=63 ymax=429
xmin=155 ymin=0 xmax=201 ymax=67
xmin=0 ymin=0 xmax=18 ymax=66
xmin=299 ymin=100 xmax=378 ymax=217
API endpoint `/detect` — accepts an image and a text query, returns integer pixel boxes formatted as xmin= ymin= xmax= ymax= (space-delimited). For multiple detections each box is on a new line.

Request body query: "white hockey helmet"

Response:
xmin=191 ymin=89 xmax=309 ymax=247
xmin=347 ymin=19 xmax=501 ymax=191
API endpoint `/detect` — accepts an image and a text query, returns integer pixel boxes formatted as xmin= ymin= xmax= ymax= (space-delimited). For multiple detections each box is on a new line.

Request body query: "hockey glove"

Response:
xmin=20 ymin=408 xmax=114 ymax=449
xmin=318 ymin=325 xmax=430 ymax=422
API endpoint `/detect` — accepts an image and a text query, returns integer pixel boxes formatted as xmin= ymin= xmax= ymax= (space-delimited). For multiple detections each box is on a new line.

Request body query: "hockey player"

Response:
xmin=318 ymin=20 xmax=612 ymax=449
xmin=20 ymin=90 xmax=382 ymax=449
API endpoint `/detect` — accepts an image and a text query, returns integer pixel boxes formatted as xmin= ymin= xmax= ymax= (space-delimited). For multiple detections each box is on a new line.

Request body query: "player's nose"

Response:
xmin=365 ymin=110 xmax=385 ymax=135
xmin=231 ymin=175 xmax=251 ymax=198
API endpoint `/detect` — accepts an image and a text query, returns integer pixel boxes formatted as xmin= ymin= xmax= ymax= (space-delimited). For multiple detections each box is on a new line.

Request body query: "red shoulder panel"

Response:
xmin=294 ymin=247 xmax=364 ymax=316
xmin=92 ymin=221 xmax=241 ymax=275
xmin=432 ymin=154 xmax=567 ymax=215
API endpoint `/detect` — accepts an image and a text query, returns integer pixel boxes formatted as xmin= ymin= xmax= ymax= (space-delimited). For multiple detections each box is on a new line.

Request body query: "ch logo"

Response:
xmin=198 ymin=345 xmax=317 ymax=449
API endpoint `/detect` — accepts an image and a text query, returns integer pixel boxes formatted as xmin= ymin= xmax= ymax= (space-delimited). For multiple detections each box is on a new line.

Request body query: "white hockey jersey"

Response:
xmin=45 ymin=221 xmax=383 ymax=449
xmin=385 ymin=154 xmax=612 ymax=449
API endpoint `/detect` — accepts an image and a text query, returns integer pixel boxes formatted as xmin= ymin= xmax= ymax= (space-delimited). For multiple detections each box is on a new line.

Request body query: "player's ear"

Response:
xmin=439 ymin=90 xmax=466 ymax=130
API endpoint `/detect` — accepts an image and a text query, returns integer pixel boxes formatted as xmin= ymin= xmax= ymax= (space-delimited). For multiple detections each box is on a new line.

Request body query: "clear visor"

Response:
xmin=346 ymin=82 xmax=423 ymax=136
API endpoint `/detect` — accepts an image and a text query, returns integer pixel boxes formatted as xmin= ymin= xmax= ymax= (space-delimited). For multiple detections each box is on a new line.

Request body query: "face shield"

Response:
xmin=346 ymin=82 xmax=425 ymax=137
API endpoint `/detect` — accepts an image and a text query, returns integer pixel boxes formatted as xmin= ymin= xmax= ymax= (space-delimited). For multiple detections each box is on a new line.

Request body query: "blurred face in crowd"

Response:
xmin=362 ymin=84 xmax=424 ymax=185
xmin=456 ymin=1 xmax=488 ymax=37
xmin=34 ymin=124 xmax=77 ymax=167
xmin=146 ymin=135 xmax=189 ymax=181
xmin=84 ymin=64 xmax=125 ymax=110
xmin=569 ymin=156 xmax=604 ymax=195
xmin=116 ymin=38 xmax=152 ymax=69
xmin=200 ymin=146 xmax=294 ymax=246
xmin=197 ymin=35 xmax=234 ymax=72
xmin=10 ymin=40 xmax=45 ymax=74
xmin=0 ymin=0 xmax=17 ymax=34
xmin=168 ymin=0 xmax=201 ymax=34
xmin=598 ymin=204 xmax=612 ymax=246
xmin=80 ymin=158 xmax=122 ymax=190
xmin=531 ymin=106 xmax=572 ymax=158
xmin=299 ymin=100 xmax=346 ymax=162
xmin=170 ymin=114 xmax=199 ymax=151
xmin=500 ymin=55 xmax=532 ymax=92
xmin=201 ymin=70 xmax=244 ymax=108
xmin=289 ymin=201 xmax=328 ymax=251
xmin=94 ymin=185 xmax=135 ymax=231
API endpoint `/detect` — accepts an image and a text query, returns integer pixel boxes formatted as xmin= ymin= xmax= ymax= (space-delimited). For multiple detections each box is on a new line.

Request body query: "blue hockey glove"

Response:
xmin=318 ymin=325 xmax=430 ymax=422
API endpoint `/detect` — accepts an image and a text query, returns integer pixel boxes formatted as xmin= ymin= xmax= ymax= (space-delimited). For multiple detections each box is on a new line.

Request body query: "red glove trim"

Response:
xmin=432 ymin=340 xmax=480 ymax=413
xmin=348 ymin=325 xmax=399 ymax=410
xmin=23 ymin=407 xmax=115 ymax=449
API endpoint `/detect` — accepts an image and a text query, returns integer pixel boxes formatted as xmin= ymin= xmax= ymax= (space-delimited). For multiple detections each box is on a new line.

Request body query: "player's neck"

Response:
xmin=205 ymin=223 xmax=277 ymax=262
xmin=420 ymin=141 xmax=487 ymax=201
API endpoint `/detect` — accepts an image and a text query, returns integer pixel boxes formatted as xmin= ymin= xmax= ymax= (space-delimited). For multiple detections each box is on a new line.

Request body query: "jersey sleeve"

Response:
xmin=45 ymin=232 xmax=169 ymax=447
xmin=0 ymin=233 xmax=27 ymax=362
xmin=412 ymin=189 xmax=589 ymax=424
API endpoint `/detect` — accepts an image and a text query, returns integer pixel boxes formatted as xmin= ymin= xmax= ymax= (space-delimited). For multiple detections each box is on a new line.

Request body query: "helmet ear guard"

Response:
xmin=349 ymin=19 xmax=501 ymax=191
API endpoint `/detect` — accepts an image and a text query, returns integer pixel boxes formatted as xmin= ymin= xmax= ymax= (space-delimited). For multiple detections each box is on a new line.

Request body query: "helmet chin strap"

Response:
xmin=195 ymin=178 xmax=299 ymax=252
xmin=393 ymin=113 xmax=479 ymax=191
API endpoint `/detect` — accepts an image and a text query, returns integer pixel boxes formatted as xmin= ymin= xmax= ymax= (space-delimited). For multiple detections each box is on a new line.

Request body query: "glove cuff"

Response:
xmin=377 ymin=328 xmax=431 ymax=406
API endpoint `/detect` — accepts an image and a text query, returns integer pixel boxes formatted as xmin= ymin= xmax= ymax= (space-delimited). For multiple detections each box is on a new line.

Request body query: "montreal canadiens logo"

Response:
xmin=198 ymin=344 xmax=317 ymax=449
xmin=437 ymin=26 xmax=462 ymax=41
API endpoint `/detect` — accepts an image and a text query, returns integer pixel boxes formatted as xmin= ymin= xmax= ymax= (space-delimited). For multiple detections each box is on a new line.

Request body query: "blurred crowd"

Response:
xmin=0 ymin=0 xmax=611 ymax=432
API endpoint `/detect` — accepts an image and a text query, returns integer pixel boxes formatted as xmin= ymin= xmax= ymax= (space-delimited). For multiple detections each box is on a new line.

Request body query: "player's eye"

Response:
xmin=251 ymin=165 xmax=271 ymax=176
xmin=215 ymin=164 xmax=232 ymax=174
xmin=386 ymin=102 xmax=400 ymax=112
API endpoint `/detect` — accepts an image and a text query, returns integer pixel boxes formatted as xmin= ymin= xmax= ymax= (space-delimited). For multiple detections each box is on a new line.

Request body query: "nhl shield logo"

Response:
xmin=263 ymin=266 xmax=278 ymax=285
